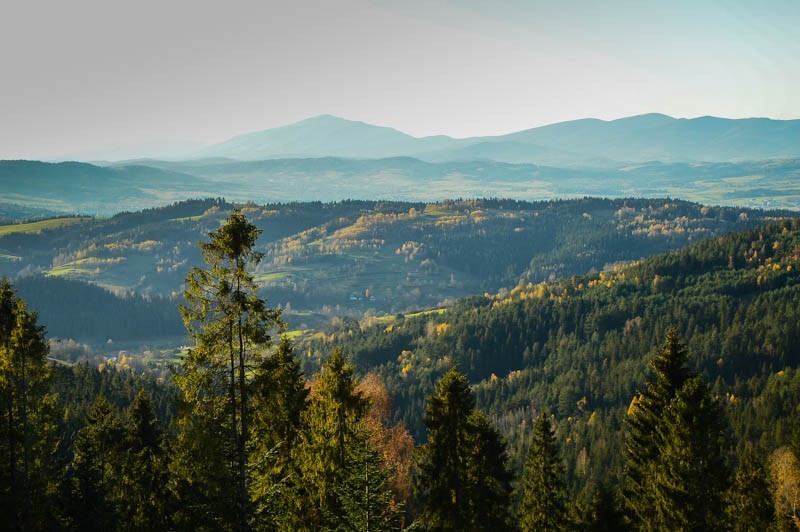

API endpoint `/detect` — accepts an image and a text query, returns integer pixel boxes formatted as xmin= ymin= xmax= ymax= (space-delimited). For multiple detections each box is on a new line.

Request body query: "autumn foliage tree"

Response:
xmin=770 ymin=446 xmax=800 ymax=530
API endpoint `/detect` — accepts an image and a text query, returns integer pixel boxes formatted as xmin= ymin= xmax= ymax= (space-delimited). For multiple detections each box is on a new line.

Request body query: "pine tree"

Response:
xmin=174 ymin=210 xmax=281 ymax=529
xmin=650 ymin=376 xmax=728 ymax=530
xmin=624 ymin=327 xmax=692 ymax=526
xmin=0 ymin=279 xmax=60 ymax=529
xmin=417 ymin=367 xmax=513 ymax=530
xmin=518 ymin=412 xmax=568 ymax=532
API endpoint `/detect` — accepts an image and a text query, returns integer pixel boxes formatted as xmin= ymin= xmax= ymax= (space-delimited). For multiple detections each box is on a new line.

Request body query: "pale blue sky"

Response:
xmin=1 ymin=0 xmax=798 ymax=158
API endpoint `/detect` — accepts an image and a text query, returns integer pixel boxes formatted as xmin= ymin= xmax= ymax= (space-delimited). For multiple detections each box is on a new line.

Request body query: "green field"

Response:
xmin=0 ymin=217 xmax=92 ymax=236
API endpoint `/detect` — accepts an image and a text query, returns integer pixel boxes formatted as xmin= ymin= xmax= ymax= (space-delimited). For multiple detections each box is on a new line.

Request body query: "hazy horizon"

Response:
xmin=2 ymin=0 xmax=799 ymax=159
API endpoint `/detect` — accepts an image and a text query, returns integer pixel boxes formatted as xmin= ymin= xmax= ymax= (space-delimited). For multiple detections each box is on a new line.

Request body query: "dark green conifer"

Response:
xmin=651 ymin=376 xmax=728 ymax=530
xmin=0 ymin=280 xmax=60 ymax=529
xmin=330 ymin=423 xmax=404 ymax=531
xmin=417 ymin=367 xmax=513 ymax=531
xmin=724 ymin=451 xmax=774 ymax=531
xmin=624 ymin=327 xmax=692 ymax=525
xmin=114 ymin=390 xmax=171 ymax=531
xmin=68 ymin=396 xmax=123 ymax=531
xmin=249 ymin=336 xmax=309 ymax=526
xmin=518 ymin=412 xmax=568 ymax=532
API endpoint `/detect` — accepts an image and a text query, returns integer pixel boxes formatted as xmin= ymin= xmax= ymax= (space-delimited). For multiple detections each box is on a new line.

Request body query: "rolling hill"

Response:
xmin=0 ymin=160 xmax=242 ymax=215
xmin=4 ymin=156 xmax=800 ymax=216
xmin=0 ymin=197 xmax=791 ymax=342
xmin=302 ymin=217 xmax=800 ymax=488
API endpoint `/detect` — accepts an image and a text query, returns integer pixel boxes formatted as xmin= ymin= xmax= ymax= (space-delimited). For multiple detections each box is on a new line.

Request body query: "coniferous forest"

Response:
xmin=5 ymin=0 xmax=800 ymax=529
xmin=2 ymin=208 xmax=800 ymax=531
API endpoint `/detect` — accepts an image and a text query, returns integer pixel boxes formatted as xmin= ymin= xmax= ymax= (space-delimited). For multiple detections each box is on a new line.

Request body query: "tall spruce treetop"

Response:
xmin=519 ymin=412 xmax=568 ymax=532
xmin=0 ymin=279 xmax=59 ymax=529
xmin=417 ymin=367 xmax=513 ymax=531
xmin=295 ymin=347 xmax=367 ymax=525
xmin=418 ymin=368 xmax=476 ymax=530
xmin=624 ymin=327 xmax=692 ymax=525
xmin=651 ymin=376 xmax=728 ymax=530
xmin=175 ymin=210 xmax=281 ymax=530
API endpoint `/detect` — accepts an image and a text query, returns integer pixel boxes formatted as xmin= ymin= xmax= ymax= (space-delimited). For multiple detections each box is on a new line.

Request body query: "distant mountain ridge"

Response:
xmin=188 ymin=113 xmax=800 ymax=165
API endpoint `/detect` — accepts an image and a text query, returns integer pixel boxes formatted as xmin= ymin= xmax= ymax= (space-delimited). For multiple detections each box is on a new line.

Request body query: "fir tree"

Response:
xmin=467 ymin=410 xmax=514 ymax=528
xmin=288 ymin=348 xmax=405 ymax=530
xmin=330 ymin=422 xmax=404 ymax=531
xmin=293 ymin=347 xmax=368 ymax=528
xmin=113 ymin=390 xmax=171 ymax=531
xmin=249 ymin=336 xmax=308 ymax=526
xmin=518 ymin=412 xmax=568 ymax=532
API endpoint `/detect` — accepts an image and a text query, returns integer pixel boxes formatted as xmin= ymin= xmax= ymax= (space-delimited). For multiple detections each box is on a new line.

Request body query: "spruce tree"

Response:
xmin=68 ymin=396 xmax=124 ymax=531
xmin=293 ymin=348 xmax=400 ymax=530
xmin=331 ymin=422 xmax=404 ymax=531
xmin=624 ymin=327 xmax=692 ymax=525
xmin=518 ymin=412 xmax=568 ymax=532
xmin=249 ymin=336 xmax=308 ymax=525
xmin=0 ymin=279 xmax=60 ymax=529
xmin=467 ymin=410 xmax=514 ymax=528
xmin=650 ymin=376 xmax=728 ymax=530
xmin=295 ymin=347 xmax=366 ymax=523
xmin=174 ymin=210 xmax=281 ymax=529
xmin=113 ymin=390 xmax=171 ymax=531
xmin=417 ymin=367 xmax=513 ymax=531
xmin=724 ymin=451 xmax=774 ymax=531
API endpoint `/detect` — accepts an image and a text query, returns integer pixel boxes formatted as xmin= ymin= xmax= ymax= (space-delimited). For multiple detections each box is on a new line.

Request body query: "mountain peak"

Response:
xmin=295 ymin=114 xmax=356 ymax=125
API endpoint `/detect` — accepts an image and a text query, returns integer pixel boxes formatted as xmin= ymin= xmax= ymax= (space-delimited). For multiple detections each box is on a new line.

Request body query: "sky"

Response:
xmin=1 ymin=0 xmax=799 ymax=159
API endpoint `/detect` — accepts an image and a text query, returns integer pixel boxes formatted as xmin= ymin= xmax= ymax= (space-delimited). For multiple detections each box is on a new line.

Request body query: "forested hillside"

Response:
xmin=0 ymin=197 xmax=788 ymax=343
xmin=2 ymin=213 xmax=800 ymax=530
xmin=306 ymin=217 xmax=800 ymax=497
